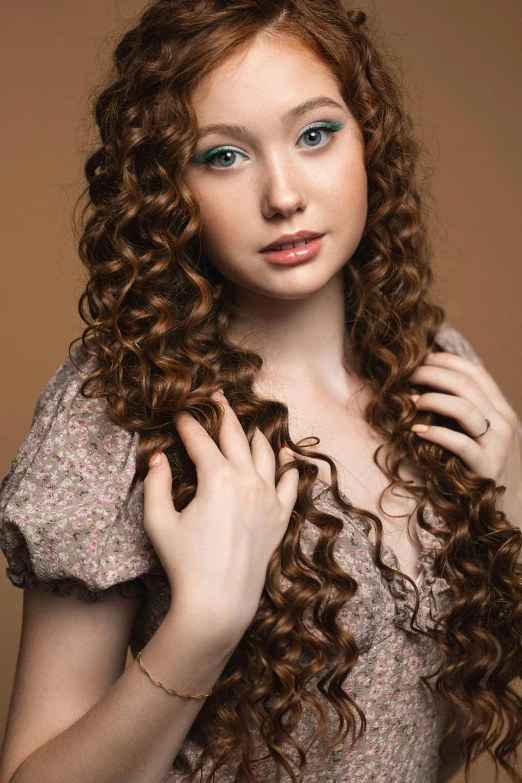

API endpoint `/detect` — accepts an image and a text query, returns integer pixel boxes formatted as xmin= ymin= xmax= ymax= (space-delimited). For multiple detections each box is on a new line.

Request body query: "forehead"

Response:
xmin=190 ymin=34 xmax=343 ymax=120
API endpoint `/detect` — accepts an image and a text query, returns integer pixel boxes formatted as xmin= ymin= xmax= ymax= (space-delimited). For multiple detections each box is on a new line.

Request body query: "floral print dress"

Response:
xmin=1 ymin=323 xmax=520 ymax=782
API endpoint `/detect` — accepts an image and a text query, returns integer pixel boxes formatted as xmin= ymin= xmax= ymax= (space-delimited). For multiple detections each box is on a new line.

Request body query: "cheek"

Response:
xmin=306 ymin=144 xmax=367 ymax=223
xmin=332 ymin=156 xmax=367 ymax=215
xmin=198 ymin=194 xmax=251 ymax=280
xmin=198 ymin=191 xmax=236 ymax=253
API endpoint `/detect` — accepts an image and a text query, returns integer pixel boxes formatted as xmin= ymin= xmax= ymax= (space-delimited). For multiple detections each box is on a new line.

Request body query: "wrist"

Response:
xmin=136 ymin=609 xmax=239 ymax=700
xmin=163 ymin=605 xmax=245 ymax=659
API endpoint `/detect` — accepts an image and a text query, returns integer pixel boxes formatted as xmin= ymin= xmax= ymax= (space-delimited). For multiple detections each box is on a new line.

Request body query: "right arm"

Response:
xmin=0 ymin=584 xmax=240 ymax=783
xmin=1 ymin=390 xmax=299 ymax=783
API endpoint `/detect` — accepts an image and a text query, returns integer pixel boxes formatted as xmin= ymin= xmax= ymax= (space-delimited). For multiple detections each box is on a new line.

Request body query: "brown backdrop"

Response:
xmin=1 ymin=1 xmax=520 ymax=780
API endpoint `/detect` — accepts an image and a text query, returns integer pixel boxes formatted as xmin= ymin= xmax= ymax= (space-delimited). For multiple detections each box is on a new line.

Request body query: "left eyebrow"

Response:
xmin=195 ymin=96 xmax=347 ymax=142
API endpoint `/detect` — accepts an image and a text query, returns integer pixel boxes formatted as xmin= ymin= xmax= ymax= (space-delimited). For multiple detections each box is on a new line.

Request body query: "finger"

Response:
xmin=174 ymin=406 xmax=228 ymax=481
xmin=421 ymin=352 xmax=515 ymax=420
xmin=249 ymin=426 xmax=276 ymax=485
xmin=411 ymin=391 xmax=491 ymax=439
xmin=212 ymin=390 xmax=258 ymax=470
xmin=409 ymin=364 xmax=495 ymax=420
xmin=143 ymin=450 xmax=178 ymax=531
xmin=275 ymin=445 xmax=300 ymax=515
xmin=410 ymin=425 xmax=484 ymax=473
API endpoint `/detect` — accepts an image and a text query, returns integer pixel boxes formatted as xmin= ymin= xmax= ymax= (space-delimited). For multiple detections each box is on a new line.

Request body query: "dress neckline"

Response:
xmin=311 ymin=475 xmax=441 ymax=589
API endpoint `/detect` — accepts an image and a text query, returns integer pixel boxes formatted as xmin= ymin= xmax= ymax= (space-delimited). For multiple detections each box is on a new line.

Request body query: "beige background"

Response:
xmin=1 ymin=1 xmax=520 ymax=779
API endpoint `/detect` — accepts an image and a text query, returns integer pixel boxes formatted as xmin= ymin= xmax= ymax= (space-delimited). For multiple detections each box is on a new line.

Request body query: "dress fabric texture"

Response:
xmin=1 ymin=322 xmax=521 ymax=783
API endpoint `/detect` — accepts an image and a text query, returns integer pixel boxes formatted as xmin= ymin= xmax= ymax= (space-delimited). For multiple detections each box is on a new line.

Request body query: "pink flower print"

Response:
xmin=106 ymin=570 xmax=118 ymax=582
xmin=72 ymin=520 xmax=84 ymax=530
xmin=57 ymin=458 xmax=70 ymax=471
xmin=67 ymin=419 xmax=83 ymax=435
xmin=35 ymin=502 xmax=43 ymax=512
xmin=35 ymin=468 xmax=50 ymax=481
xmin=44 ymin=483 xmax=58 ymax=499
xmin=92 ymin=453 xmax=102 ymax=464
xmin=101 ymin=493 xmax=116 ymax=504
xmin=77 ymin=432 xmax=89 ymax=445
xmin=43 ymin=441 xmax=54 ymax=455
xmin=89 ymin=540 xmax=98 ymax=554
xmin=103 ymin=439 xmax=116 ymax=453
xmin=49 ymin=530 xmax=63 ymax=541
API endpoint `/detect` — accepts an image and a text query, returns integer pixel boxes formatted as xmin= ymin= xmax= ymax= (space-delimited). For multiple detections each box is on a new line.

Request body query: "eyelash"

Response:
xmin=199 ymin=121 xmax=346 ymax=171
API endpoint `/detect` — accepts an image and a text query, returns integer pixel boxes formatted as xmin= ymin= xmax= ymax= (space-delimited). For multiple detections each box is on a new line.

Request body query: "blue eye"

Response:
xmin=197 ymin=120 xmax=346 ymax=170
xmin=296 ymin=121 xmax=346 ymax=149
xmin=201 ymin=146 xmax=247 ymax=170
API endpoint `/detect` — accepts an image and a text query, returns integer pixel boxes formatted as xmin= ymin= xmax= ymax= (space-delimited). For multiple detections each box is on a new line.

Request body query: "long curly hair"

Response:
xmin=69 ymin=0 xmax=522 ymax=780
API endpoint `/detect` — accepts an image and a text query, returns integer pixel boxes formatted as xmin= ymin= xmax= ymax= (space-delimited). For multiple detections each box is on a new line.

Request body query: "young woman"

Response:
xmin=1 ymin=1 xmax=521 ymax=782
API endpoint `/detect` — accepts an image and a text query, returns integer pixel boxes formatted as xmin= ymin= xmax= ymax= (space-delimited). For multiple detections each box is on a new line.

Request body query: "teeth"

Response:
xmin=274 ymin=239 xmax=309 ymax=251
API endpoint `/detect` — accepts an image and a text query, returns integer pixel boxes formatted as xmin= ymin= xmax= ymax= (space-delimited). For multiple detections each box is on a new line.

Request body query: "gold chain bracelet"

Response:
xmin=136 ymin=650 xmax=213 ymax=700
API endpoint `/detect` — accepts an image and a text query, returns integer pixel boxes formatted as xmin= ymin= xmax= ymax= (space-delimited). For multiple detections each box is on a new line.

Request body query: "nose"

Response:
xmin=260 ymin=153 xmax=307 ymax=219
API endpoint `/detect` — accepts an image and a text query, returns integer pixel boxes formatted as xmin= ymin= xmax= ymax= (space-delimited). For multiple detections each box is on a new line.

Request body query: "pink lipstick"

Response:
xmin=260 ymin=230 xmax=325 ymax=266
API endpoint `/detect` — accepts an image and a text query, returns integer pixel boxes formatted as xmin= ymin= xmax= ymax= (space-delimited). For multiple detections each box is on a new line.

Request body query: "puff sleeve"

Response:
xmin=0 ymin=343 xmax=162 ymax=603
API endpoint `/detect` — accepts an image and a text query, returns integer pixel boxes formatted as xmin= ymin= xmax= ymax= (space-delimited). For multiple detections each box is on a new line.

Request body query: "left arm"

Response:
xmin=410 ymin=327 xmax=522 ymax=782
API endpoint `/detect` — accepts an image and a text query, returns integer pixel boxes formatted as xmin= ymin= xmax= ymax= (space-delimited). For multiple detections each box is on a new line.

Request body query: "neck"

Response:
xmin=225 ymin=271 xmax=362 ymax=403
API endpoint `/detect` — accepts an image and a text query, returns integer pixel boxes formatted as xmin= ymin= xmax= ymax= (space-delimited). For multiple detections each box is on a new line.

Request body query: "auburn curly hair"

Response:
xmin=68 ymin=0 xmax=522 ymax=780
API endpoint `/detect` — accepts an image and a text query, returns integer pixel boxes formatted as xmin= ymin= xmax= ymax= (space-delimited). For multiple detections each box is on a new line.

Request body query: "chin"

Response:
xmin=252 ymin=274 xmax=339 ymax=300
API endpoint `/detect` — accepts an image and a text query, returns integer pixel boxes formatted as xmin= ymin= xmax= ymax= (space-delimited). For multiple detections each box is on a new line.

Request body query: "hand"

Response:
xmin=409 ymin=351 xmax=522 ymax=527
xmin=142 ymin=390 xmax=299 ymax=646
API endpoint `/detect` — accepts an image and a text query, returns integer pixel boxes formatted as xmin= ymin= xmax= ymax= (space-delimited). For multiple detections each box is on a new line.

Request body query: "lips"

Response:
xmin=260 ymin=230 xmax=324 ymax=253
xmin=261 ymin=234 xmax=324 ymax=266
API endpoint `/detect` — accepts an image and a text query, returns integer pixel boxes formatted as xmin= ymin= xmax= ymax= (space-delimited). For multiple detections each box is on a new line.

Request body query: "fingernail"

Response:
xmin=411 ymin=424 xmax=428 ymax=433
xmin=410 ymin=394 xmax=420 ymax=402
xmin=149 ymin=451 xmax=162 ymax=467
xmin=282 ymin=442 xmax=287 ymax=448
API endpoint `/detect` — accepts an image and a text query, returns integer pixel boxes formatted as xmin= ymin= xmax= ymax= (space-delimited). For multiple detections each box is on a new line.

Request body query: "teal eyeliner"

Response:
xmin=194 ymin=120 xmax=347 ymax=167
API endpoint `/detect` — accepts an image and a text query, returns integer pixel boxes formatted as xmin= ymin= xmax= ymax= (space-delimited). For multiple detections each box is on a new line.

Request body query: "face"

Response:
xmin=184 ymin=33 xmax=367 ymax=302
